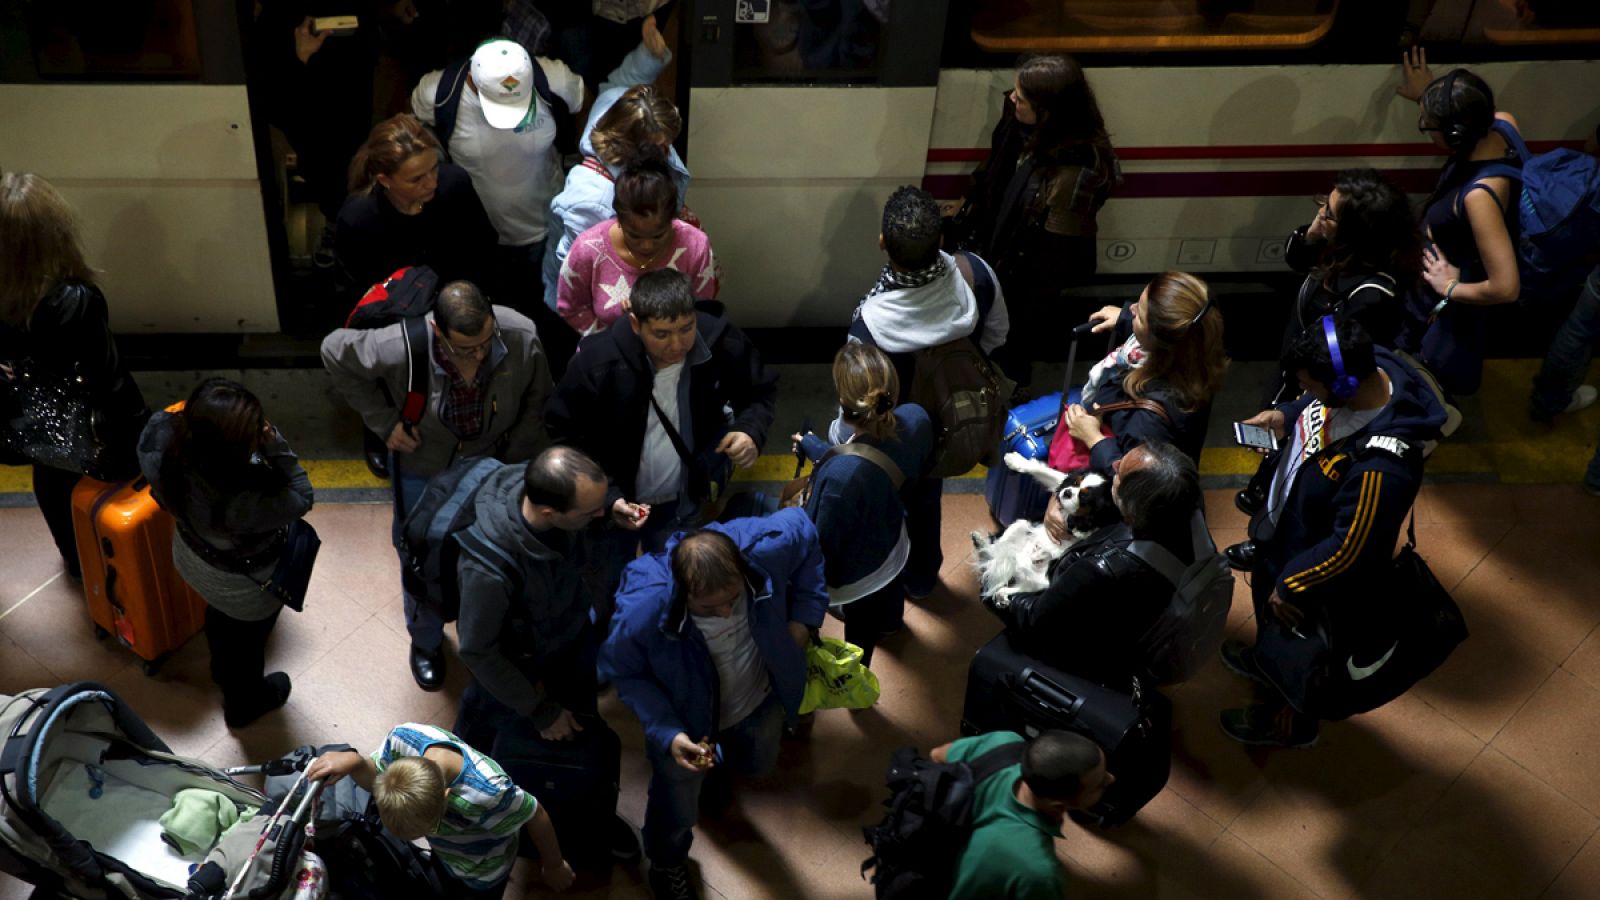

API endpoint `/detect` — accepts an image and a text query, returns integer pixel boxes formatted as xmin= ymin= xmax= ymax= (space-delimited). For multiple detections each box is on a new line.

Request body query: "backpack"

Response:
xmin=1125 ymin=509 xmax=1234 ymax=686
xmin=852 ymin=251 xmax=1012 ymax=479
xmin=399 ymin=456 xmax=514 ymax=621
xmin=432 ymin=55 xmax=574 ymax=157
xmin=861 ymin=741 xmax=1025 ymax=900
xmin=1468 ymin=121 xmax=1600 ymax=303
xmin=344 ymin=265 xmax=441 ymax=433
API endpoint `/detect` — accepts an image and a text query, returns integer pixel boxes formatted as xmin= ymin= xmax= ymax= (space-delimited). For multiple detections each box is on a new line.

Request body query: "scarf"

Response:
xmin=857 ymin=256 xmax=949 ymax=313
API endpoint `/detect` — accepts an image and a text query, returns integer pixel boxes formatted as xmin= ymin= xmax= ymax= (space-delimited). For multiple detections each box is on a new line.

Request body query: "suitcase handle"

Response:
xmin=1017 ymin=667 xmax=1085 ymax=718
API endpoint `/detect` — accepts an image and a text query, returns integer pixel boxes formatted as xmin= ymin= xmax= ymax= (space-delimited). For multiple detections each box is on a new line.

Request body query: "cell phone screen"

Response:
xmin=1233 ymin=422 xmax=1279 ymax=451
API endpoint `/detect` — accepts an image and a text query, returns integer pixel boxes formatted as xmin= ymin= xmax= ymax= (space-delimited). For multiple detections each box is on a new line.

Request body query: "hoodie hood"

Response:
xmin=463 ymin=462 xmax=562 ymax=565
xmin=1357 ymin=348 xmax=1448 ymax=446
xmin=856 ymin=251 xmax=980 ymax=353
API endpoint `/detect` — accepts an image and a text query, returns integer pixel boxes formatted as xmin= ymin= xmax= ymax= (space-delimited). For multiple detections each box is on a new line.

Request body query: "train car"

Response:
xmin=2 ymin=0 xmax=1597 ymax=333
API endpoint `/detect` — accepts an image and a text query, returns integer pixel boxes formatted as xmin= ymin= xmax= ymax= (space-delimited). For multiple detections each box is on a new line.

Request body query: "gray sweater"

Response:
xmin=454 ymin=463 xmax=600 ymax=728
xmin=319 ymin=306 xmax=552 ymax=477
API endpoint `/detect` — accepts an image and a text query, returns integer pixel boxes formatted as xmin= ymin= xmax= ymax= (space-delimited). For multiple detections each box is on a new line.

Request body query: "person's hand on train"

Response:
xmin=1087 ymin=304 xmax=1122 ymax=333
xmin=1064 ymin=404 xmax=1104 ymax=448
xmin=1396 ymin=46 xmax=1433 ymax=101
xmin=386 ymin=421 xmax=421 ymax=453
xmin=641 ymin=15 xmax=669 ymax=60
xmin=295 ymin=17 xmax=330 ymax=64
xmin=611 ymin=498 xmax=650 ymax=530
xmin=717 ymin=431 xmax=759 ymax=467
xmin=1422 ymin=245 xmax=1461 ymax=298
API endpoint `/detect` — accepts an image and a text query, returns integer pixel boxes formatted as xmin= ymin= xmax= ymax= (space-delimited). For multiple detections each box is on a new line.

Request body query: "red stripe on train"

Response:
xmin=922 ymin=168 xmax=1443 ymax=200
xmin=926 ymin=139 xmax=1581 ymax=164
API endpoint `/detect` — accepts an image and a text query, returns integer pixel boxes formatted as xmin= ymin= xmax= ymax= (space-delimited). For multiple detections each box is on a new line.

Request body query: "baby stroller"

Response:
xmin=0 ymin=683 xmax=273 ymax=898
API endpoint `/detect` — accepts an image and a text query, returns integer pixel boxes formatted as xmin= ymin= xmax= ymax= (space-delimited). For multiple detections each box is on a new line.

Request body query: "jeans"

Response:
xmin=453 ymin=624 xmax=601 ymax=754
xmin=392 ymin=453 xmax=446 ymax=653
xmin=32 ymin=464 xmax=82 ymax=576
xmin=1531 ymin=264 xmax=1600 ymax=420
xmin=642 ymin=693 xmax=785 ymax=866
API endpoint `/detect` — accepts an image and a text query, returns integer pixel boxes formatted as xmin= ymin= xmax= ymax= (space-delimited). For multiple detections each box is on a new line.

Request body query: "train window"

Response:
xmin=25 ymin=0 xmax=203 ymax=80
xmin=1459 ymin=0 xmax=1600 ymax=47
xmin=970 ymin=0 xmax=1339 ymax=54
xmin=731 ymin=0 xmax=889 ymax=82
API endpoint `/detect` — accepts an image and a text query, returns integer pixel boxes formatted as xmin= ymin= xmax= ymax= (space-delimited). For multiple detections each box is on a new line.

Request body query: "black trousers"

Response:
xmin=839 ymin=577 xmax=905 ymax=668
xmin=33 ymin=464 xmax=82 ymax=576
xmin=204 ymin=605 xmax=281 ymax=710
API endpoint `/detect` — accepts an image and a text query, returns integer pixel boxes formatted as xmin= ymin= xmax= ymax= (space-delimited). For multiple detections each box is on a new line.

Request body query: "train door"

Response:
xmin=677 ymin=0 xmax=952 ymax=327
xmin=0 ymin=0 xmax=279 ymax=334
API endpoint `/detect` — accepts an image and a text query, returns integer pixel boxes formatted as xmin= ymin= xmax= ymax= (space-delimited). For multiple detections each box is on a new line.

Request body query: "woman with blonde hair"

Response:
xmin=792 ymin=343 xmax=934 ymax=666
xmin=334 ymin=113 xmax=499 ymax=293
xmin=0 ymin=172 xmax=149 ymax=578
xmin=1062 ymin=270 xmax=1228 ymax=473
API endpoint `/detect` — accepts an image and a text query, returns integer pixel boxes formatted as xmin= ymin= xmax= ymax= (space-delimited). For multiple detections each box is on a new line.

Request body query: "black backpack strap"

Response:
xmin=958 ymin=251 xmax=997 ymax=326
xmin=847 ymin=315 xmax=877 ymax=347
xmin=529 ymin=57 xmax=566 ymax=119
xmin=433 ymin=59 xmax=471 ymax=152
xmin=400 ymin=316 xmax=432 ymax=429
xmin=966 ymin=740 xmax=1026 ymax=785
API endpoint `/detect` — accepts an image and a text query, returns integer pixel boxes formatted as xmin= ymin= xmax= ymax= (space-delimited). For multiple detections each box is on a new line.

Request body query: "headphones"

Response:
xmin=1321 ymin=315 xmax=1360 ymax=401
xmin=1429 ymin=69 xmax=1479 ymax=151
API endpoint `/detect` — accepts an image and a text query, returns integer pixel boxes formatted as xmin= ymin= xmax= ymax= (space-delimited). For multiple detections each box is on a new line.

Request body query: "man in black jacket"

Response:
xmin=986 ymin=441 xmax=1201 ymax=686
xmin=1221 ymin=318 xmax=1445 ymax=748
xmin=546 ymin=269 xmax=778 ymax=617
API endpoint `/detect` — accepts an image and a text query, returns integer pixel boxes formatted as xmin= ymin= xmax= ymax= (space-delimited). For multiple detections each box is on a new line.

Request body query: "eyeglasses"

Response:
xmin=438 ymin=326 xmax=500 ymax=360
xmin=1312 ymin=194 xmax=1338 ymax=225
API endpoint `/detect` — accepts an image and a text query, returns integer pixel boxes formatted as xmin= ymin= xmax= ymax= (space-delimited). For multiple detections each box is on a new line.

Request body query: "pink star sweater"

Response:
xmin=556 ymin=218 xmax=719 ymax=335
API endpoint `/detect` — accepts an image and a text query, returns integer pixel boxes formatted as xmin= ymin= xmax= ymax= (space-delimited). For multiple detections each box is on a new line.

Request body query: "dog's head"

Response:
xmin=1055 ymin=471 xmax=1119 ymax=540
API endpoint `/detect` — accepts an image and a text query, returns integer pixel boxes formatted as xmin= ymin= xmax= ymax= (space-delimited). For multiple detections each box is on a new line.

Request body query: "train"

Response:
xmin=2 ymin=0 xmax=1598 ymax=333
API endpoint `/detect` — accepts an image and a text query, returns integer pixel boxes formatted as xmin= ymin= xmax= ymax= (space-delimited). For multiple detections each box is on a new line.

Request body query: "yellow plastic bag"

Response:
xmin=799 ymin=637 xmax=881 ymax=714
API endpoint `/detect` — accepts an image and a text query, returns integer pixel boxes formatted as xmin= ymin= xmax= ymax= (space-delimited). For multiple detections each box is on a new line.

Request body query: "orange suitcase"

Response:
xmin=71 ymin=474 xmax=209 ymax=674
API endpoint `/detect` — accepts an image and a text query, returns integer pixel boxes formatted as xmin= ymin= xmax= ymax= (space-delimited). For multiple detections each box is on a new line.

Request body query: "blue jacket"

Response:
xmin=599 ymin=509 xmax=830 ymax=758
xmin=799 ymin=404 xmax=933 ymax=589
xmin=541 ymin=43 xmax=692 ymax=305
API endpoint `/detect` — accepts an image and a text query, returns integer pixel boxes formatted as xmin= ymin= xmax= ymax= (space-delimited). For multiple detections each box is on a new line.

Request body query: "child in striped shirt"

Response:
xmin=307 ymin=723 xmax=574 ymax=897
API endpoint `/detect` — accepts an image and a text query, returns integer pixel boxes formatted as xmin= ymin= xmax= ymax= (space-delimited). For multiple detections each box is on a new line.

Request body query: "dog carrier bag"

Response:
xmin=71 ymin=473 xmax=209 ymax=675
xmin=960 ymin=632 xmax=1171 ymax=825
xmin=0 ymin=683 xmax=267 ymax=899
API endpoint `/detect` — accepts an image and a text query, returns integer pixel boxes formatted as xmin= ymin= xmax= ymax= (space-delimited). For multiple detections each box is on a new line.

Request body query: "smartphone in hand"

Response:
xmin=1233 ymin=421 xmax=1279 ymax=452
xmin=312 ymin=15 xmax=360 ymax=36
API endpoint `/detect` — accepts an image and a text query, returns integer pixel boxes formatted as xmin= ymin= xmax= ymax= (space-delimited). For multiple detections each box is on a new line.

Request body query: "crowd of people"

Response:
xmin=4 ymin=8 xmax=1600 ymax=896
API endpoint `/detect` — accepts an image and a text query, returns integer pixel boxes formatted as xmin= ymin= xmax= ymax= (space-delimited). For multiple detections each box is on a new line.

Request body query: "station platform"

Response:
xmin=2 ymin=353 xmax=1599 ymax=899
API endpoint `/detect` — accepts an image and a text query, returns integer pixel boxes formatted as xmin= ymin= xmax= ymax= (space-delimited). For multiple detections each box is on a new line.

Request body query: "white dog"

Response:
xmin=971 ymin=453 xmax=1118 ymax=607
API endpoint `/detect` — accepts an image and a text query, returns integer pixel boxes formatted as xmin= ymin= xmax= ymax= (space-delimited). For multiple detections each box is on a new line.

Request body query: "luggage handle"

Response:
xmin=1018 ymin=667 xmax=1085 ymax=718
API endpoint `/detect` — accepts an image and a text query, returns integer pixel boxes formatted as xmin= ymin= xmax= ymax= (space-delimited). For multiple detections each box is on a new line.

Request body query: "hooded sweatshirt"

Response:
xmin=1253 ymin=348 xmax=1447 ymax=619
xmin=851 ymin=251 xmax=1009 ymax=356
xmin=454 ymin=462 xmax=599 ymax=729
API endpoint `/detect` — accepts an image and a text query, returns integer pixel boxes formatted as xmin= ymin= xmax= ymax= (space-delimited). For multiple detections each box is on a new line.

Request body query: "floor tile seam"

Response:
xmin=1439 ymin=519 xmax=1515 ymax=594
xmin=0 ymin=572 xmax=62 ymax=624
xmin=1481 ymin=665 xmax=1562 ymax=749
xmin=1351 ymin=742 xmax=1490 ymax=889
xmin=1217 ymin=825 xmax=1333 ymax=899
xmin=1488 ymin=719 xmax=1600 ymax=824
xmin=1537 ymin=818 xmax=1600 ymax=899
xmin=1555 ymin=620 xmax=1600 ymax=678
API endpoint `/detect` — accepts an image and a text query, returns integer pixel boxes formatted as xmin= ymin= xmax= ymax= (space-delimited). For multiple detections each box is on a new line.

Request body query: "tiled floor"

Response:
xmin=3 ymin=487 xmax=1600 ymax=899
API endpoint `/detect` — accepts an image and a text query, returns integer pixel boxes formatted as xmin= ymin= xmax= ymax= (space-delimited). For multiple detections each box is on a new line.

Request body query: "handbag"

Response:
xmin=0 ymin=358 xmax=119 ymax=478
xmin=261 ymin=519 xmax=321 ymax=613
xmin=1254 ymin=513 xmax=1467 ymax=721
xmin=798 ymin=636 xmax=881 ymax=714
xmin=1045 ymin=398 xmax=1172 ymax=472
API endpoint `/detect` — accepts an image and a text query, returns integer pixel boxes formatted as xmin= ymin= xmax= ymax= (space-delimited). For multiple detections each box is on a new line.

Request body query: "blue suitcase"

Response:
xmin=986 ymin=322 xmax=1098 ymax=527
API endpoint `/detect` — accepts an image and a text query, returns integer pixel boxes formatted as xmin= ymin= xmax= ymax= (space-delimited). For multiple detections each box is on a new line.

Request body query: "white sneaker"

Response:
xmin=1565 ymin=385 xmax=1598 ymax=414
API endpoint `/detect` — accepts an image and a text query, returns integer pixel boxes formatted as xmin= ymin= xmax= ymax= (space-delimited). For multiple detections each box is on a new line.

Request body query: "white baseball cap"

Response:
xmin=471 ymin=39 xmax=535 ymax=130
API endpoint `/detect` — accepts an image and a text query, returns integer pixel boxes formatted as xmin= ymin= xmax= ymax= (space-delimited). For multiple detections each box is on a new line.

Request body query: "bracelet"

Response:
xmin=1445 ymin=278 xmax=1459 ymax=301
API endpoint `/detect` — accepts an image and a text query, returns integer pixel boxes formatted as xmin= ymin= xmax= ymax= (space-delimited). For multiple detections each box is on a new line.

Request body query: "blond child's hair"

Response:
xmin=373 ymin=756 xmax=447 ymax=840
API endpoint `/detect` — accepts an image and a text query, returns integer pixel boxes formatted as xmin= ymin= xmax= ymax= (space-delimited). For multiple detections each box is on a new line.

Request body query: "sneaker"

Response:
xmin=1219 ymin=703 xmax=1318 ymax=749
xmin=609 ymin=815 xmax=640 ymax=861
xmin=1219 ymin=640 xmax=1267 ymax=686
xmin=224 ymin=672 xmax=292 ymax=729
xmin=1567 ymin=384 xmax=1598 ymax=414
xmin=648 ymin=862 xmax=699 ymax=900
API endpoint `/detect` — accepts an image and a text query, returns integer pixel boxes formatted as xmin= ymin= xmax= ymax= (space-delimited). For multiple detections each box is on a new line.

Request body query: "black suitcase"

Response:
xmin=492 ymin=715 xmax=623 ymax=871
xmin=960 ymin=631 xmax=1171 ymax=825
